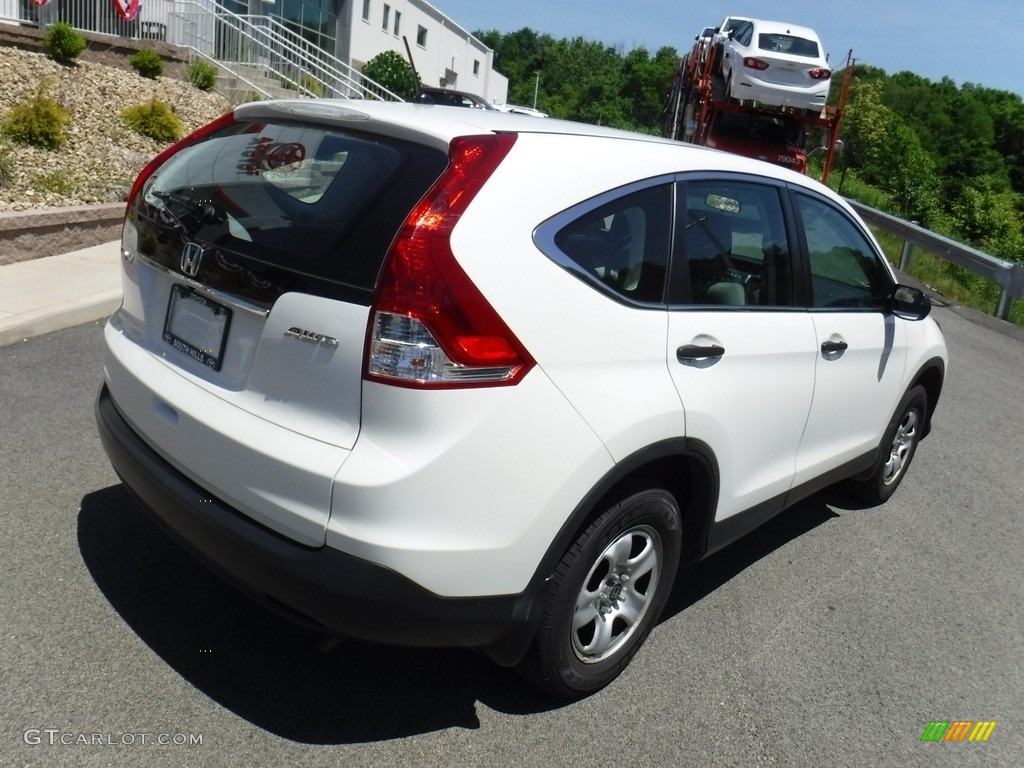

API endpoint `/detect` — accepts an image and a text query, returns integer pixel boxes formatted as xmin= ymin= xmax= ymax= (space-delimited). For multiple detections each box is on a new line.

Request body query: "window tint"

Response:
xmin=132 ymin=119 xmax=447 ymax=301
xmin=681 ymin=181 xmax=794 ymax=307
xmin=795 ymin=193 xmax=891 ymax=309
xmin=553 ymin=185 xmax=671 ymax=303
xmin=758 ymin=33 xmax=819 ymax=57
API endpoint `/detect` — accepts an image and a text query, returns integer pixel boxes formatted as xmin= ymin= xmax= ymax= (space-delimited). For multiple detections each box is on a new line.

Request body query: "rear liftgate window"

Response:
xmin=133 ymin=119 xmax=449 ymax=305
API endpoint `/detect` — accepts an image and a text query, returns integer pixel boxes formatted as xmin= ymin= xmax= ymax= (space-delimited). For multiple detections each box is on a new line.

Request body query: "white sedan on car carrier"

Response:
xmin=95 ymin=98 xmax=946 ymax=698
xmin=721 ymin=18 xmax=832 ymax=112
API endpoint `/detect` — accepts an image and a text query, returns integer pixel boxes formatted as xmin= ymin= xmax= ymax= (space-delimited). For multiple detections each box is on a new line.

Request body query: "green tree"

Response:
xmin=538 ymin=37 xmax=628 ymax=126
xmin=362 ymin=50 xmax=419 ymax=100
xmin=620 ymin=46 xmax=678 ymax=132
xmin=843 ymin=79 xmax=937 ymax=222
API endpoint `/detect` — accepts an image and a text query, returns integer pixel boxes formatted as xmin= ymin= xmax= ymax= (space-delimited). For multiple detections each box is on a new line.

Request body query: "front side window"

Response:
xmin=795 ymin=193 xmax=891 ymax=309
xmin=361 ymin=0 xmax=370 ymax=21
xmin=548 ymin=184 xmax=671 ymax=304
xmin=393 ymin=11 xmax=401 ymax=35
xmin=382 ymin=4 xmax=390 ymax=30
xmin=416 ymin=25 xmax=427 ymax=47
xmin=680 ymin=180 xmax=794 ymax=307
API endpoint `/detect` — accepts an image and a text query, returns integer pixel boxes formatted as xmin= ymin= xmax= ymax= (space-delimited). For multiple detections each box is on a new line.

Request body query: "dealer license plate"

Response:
xmin=163 ymin=285 xmax=231 ymax=371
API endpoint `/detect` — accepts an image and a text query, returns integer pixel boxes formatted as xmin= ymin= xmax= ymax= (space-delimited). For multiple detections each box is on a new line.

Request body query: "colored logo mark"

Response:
xmin=920 ymin=721 xmax=997 ymax=742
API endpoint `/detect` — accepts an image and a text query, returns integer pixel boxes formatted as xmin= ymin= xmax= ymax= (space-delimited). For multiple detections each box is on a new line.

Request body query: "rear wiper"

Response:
xmin=149 ymin=189 xmax=223 ymax=226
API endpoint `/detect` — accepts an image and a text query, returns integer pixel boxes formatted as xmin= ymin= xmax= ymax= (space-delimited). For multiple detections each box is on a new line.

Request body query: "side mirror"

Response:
xmin=889 ymin=284 xmax=931 ymax=321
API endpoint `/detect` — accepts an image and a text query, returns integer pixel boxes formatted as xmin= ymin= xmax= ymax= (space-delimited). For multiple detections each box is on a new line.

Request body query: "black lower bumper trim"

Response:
xmin=94 ymin=384 xmax=529 ymax=650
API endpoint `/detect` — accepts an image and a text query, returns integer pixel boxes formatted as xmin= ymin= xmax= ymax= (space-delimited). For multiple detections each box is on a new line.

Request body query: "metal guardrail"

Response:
xmin=847 ymin=200 xmax=1024 ymax=321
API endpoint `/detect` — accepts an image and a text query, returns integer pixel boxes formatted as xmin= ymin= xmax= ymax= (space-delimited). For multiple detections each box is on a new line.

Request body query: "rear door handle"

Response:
xmin=821 ymin=340 xmax=848 ymax=354
xmin=677 ymin=344 xmax=725 ymax=361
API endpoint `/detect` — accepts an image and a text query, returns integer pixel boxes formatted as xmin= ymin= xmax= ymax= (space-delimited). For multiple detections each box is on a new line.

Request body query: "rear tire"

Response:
xmin=516 ymin=489 xmax=682 ymax=698
xmin=848 ymin=385 xmax=928 ymax=504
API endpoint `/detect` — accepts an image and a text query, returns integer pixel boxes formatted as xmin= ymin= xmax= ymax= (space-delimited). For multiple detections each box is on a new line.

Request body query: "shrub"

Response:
xmin=185 ymin=59 xmax=217 ymax=91
xmin=0 ymin=144 xmax=13 ymax=187
xmin=122 ymin=99 xmax=183 ymax=143
xmin=362 ymin=50 xmax=419 ymax=100
xmin=283 ymin=72 xmax=324 ymax=97
xmin=129 ymin=48 xmax=164 ymax=79
xmin=1 ymin=82 xmax=69 ymax=150
xmin=44 ymin=22 xmax=87 ymax=64
xmin=34 ymin=169 xmax=76 ymax=196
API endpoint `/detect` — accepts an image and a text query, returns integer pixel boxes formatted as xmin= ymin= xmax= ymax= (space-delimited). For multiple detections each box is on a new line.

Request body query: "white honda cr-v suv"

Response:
xmin=96 ymin=99 xmax=947 ymax=698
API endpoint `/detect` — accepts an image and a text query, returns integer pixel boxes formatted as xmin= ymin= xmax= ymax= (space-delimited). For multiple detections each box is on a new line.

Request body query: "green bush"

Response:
xmin=1 ymin=82 xmax=69 ymax=150
xmin=362 ymin=50 xmax=419 ymax=100
xmin=185 ymin=59 xmax=217 ymax=91
xmin=44 ymin=22 xmax=87 ymax=64
xmin=34 ymin=169 xmax=76 ymax=196
xmin=0 ymin=144 xmax=13 ymax=187
xmin=129 ymin=48 xmax=164 ymax=79
xmin=122 ymin=99 xmax=183 ymax=143
xmin=282 ymin=72 xmax=324 ymax=97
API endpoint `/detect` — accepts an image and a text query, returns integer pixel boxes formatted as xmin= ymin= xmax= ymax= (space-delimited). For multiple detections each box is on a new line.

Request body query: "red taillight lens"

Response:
xmin=366 ymin=133 xmax=536 ymax=388
xmin=125 ymin=110 xmax=237 ymax=208
xmin=742 ymin=57 xmax=770 ymax=71
xmin=808 ymin=68 xmax=832 ymax=80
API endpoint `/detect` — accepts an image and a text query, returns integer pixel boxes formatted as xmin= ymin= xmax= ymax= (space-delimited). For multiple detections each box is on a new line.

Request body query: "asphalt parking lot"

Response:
xmin=1 ymin=302 xmax=1021 ymax=767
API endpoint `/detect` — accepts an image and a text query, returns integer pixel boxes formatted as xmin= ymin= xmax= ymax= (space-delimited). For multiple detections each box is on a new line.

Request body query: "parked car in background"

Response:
xmin=495 ymin=104 xmax=549 ymax=117
xmin=720 ymin=19 xmax=832 ymax=112
xmin=96 ymin=99 xmax=946 ymax=699
xmin=414 ymin=87 xmax=497 ymax=110
xmin=713 ymin=15 xmax=751 ymax=44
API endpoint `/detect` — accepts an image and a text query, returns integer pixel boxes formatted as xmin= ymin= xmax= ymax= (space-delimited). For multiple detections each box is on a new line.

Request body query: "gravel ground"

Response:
xmin=0 ymin=45 xmax=231 ymax=212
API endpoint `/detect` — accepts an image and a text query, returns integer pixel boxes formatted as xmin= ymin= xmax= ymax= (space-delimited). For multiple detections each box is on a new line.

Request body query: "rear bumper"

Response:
xmin=95 ymin=383 xmax=532 ymax=651
xmin=732 ymin=75 xmax=828 ymax=111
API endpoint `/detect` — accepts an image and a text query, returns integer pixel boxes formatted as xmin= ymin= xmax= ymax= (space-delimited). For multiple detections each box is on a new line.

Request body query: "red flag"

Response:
xmin=111 ymin=0 xmax=140 ymax=21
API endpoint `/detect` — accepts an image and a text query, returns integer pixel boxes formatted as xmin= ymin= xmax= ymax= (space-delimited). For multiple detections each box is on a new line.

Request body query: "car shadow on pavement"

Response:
xmin=77 ymin=485 xmax=561 ymax=743
xmin=661 ymin=492 xmax=843 ymax=622
xmin=78 ymin=484 xmax=847 ymax=742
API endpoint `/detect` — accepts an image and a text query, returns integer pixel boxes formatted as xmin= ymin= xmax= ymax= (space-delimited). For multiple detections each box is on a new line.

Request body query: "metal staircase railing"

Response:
xmin=166 ymin=2 xmax=404 ymax=104
xmin=1 ymin=0 xmax=403 ymax=104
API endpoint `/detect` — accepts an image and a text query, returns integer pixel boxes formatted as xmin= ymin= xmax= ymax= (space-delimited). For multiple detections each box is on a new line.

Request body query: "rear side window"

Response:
xmin=134 ymin=119 xmax=447 ymax=299
xmin=551 ymin=184 xmax=671 ymax=304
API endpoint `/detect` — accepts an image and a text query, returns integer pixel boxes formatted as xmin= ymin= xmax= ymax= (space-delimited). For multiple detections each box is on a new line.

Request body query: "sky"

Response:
xmin=432 ymin=0 xmax=1024 ymax=97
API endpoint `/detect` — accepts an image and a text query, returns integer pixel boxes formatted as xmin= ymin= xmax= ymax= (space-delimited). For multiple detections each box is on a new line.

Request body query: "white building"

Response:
xmin=223 ymin=0 xmax=508 ymax=103
xmin=0 ymin=0 xmax=508 ymax=104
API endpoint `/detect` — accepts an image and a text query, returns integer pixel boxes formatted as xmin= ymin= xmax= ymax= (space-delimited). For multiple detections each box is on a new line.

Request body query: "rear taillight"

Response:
xmin=742 ymin=57 xmax=770 ymax=71
xmin=808 ymin=68 xmax=832 ymax=80
xmin=365 ymin=134 xmax=536 ymax=388
xmin=125 ymin=110 xmax=237 ymax=209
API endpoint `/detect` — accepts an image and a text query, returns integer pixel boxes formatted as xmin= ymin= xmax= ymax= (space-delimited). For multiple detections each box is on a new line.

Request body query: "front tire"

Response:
xmin=517 ymin=489 xmax=682 ymax=698
xmin=849 ymin=385 xmax=928 ymax=504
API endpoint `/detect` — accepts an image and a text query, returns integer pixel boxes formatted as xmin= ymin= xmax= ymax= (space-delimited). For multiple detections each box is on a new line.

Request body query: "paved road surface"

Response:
xmin=1 ymin=303 xmax=1021 ymax=767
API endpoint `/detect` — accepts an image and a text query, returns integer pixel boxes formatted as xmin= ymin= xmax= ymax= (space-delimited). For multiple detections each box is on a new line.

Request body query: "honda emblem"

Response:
xmin=180 ymin=243 xmax=206 ymax=277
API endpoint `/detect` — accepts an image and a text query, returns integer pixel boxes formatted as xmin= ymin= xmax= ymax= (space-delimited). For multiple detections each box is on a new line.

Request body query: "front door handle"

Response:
xmin=677 ymin=344 xmax=725 ymax=361
xmin=821 ymin=340 xmax=849 ymax=354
